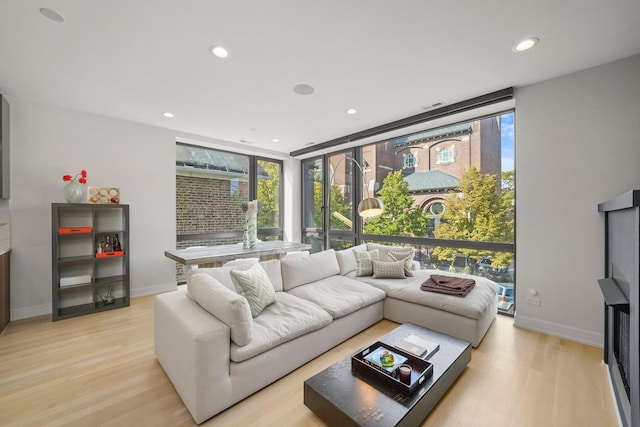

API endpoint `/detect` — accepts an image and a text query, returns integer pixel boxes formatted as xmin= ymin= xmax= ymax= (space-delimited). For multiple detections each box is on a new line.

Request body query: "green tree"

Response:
xmin=257 ymin=161 xmax=280 ymax=228
xmin=312 ymin=182 xmax=353 ymax=230
xmin=432 ymin=167 xmax=513 ymax=267
xmin=364 ymin=171 xmax=428 ymax=236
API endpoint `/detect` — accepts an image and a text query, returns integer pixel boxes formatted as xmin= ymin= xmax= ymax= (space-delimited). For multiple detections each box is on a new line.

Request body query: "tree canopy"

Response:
xmin=364 ymin=171 xmax=428 ymax=236
xmin=432 ymin=167 xmax=513 ymax=267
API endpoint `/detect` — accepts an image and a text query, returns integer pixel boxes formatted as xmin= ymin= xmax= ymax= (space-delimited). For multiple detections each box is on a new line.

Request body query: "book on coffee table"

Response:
xmin=395 ymin=334 xmax=440 ymax=359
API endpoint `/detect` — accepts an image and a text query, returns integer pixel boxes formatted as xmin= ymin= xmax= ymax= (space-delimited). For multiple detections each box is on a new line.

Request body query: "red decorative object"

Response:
xmin=62 ymin=170 xmax=87 ymax=184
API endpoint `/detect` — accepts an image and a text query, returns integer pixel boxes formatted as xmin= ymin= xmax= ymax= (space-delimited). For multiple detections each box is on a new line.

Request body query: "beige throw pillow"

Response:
xmin=372 ymin=259 xmax=406 ymax=279
xmin=354 ymin=249 xmax=379 ymax=276
xmin=230 ymin=263 xmax=277 ymax=317
xmin=389 ymin=249 xmax=415 ymax=277
xmin=189 ymin=273 xmax=253 ymax=346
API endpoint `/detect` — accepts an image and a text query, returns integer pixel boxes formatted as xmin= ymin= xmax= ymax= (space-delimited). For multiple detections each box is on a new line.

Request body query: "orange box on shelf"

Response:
xmin=59 ymin=227 xmax=93 ymax=234
xmin=95 ymin=251 xmax=125 ymax=258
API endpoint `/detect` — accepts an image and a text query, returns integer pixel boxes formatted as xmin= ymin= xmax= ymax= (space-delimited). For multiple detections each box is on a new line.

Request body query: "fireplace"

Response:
xmin=598 ymin=190 xmax=640 ymax=427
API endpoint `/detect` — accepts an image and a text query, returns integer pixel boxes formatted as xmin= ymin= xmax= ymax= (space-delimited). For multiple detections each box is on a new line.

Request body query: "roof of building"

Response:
xmin=403 ymin=169 xmax=460 ymax=193
xmin=393 ymin=123 xmax=472 ymax=148
xmin=176 ymin=144 xmax=269 ymax=178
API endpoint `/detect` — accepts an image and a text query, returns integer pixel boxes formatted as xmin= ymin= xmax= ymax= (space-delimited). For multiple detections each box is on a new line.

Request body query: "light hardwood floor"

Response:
xmin=0 ymin=295 xmax=618 ymax=427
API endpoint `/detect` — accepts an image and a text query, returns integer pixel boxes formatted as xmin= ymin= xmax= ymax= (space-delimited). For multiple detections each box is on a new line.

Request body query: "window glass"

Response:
xmin=257 ymin=159 xmax=281 ymax=229
xmin=175 ymin=143 xmax=283 ymax=280
xmin=329 ymin=152 xmax=354 ymax=231
xmin=302 ymin=158 xmax=323 ymax=229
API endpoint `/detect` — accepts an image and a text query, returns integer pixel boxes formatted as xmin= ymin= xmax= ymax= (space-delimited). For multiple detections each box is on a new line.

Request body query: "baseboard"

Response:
xmin=10 ymin=282 xmax=178 ymax=322
xmin=514 ymin=313 xmax=604 ymax=348
xmin=605 ymin=363 xmax=625 ymax=427
xmin=11 ymin=303 xmax=51 ymax=321
xmin=130 ymin=282 xmax=177 ymax=298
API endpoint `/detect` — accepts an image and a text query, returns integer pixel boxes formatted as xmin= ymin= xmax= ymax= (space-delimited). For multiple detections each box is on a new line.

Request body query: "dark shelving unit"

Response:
xmin=52 ymin=203 xmax=129 ymax=321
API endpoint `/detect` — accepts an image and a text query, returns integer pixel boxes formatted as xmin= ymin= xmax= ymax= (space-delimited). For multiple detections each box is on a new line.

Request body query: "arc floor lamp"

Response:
xmin=330 ymin=156 xmax=384 ymax=219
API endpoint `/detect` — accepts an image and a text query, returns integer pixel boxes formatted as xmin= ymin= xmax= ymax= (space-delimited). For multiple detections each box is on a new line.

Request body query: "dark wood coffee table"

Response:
xmin=304 ymin=323 xmax=471 ymax=427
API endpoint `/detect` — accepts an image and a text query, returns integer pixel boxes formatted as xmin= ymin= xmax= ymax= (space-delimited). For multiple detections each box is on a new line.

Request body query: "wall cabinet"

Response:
xmin=51 ymin=203 xmax=129 ymax=321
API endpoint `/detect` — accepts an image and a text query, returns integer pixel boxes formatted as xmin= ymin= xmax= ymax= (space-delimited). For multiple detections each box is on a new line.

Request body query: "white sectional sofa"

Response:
xmin=154 ymin=244 xmax=498 ymax=424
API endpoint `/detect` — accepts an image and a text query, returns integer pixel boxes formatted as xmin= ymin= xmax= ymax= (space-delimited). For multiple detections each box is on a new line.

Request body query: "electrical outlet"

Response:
xmin=526 ymin=296 xmax=541 ymax=306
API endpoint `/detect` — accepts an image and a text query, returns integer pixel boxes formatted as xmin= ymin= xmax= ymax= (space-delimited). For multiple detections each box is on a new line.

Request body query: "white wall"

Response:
xmin=8 ymin=99 xmax=289 ymax=320
xmin=515 ymin=54 xmax=640 ymax=346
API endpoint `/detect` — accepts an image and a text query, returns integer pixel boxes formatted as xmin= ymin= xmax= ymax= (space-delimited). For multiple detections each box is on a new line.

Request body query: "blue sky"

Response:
xmin=501 ymin=112 xmax=514 ymax=171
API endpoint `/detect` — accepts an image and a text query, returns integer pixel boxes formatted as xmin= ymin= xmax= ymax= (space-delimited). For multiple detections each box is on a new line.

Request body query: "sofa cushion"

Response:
xmin=372 ymin=259 xmax=406 ymax=279
xmin=335 ymin=243 xmax=367 ymax=275
xmin=188 ymin=273 xmax=253 ymax=346
xmin=281 ymin=249 xmax=340 ymax=290
xmin=352 ymin=269 xmax=498 ymax=320
xmin=223 ymin=258 xmax=259 ymax=267
xmin=230 ymin=263 xmax=277 ymax=317
xmin=389 ymin=249 xmax=415 ymax=277
xmin=229 ymin=292 xmax=333 ymax=363
xmin=367 ymin=243 xmax=415 ymax=262
xmin=286 ymin=275 xmax=386 ymax=319
xmin=354 ymin=249 xmax=379 ymax=276
xmin=192 ymin=258 xmax=283 ymax=293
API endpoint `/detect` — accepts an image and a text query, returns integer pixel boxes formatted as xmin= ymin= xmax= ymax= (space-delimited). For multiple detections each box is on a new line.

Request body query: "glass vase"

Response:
xmin=64 ymin=180 xmax=84 ymax=203
xmin=246 ymin=213 xmax=258 ymax=248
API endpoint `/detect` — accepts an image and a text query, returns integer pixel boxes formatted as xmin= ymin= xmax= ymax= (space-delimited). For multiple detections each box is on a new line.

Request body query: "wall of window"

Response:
xmin=175 ymin=143 xmax=283 ymax=280
xmin=301 ymin=111 xmax=515 ymax=314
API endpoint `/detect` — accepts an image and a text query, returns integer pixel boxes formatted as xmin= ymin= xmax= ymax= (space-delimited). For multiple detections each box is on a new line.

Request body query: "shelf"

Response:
xmin=52 ymin=203 xmax=130 ymax=321
xmin=95 ymin=297 xmax=128 ymax=311
xmin=57 ymin=303 xmax=95 ymax=318
xmin=598 ymin=278 xmax=630 ymax=312
xmin=58 ymin=254 xmax=94 ymax=263
xmin=59 ymin=282 xmax=93 ymax=290
xmin=95 ymin=275 xmax=125 ymax=284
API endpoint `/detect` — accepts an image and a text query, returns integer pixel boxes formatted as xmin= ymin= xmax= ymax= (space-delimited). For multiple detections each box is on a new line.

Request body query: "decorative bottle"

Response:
xmin=113 ymin=234 xmax=122 ymax=252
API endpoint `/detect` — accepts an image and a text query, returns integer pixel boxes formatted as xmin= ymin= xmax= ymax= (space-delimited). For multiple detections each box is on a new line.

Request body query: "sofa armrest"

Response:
xmin=412 ymin=260 xmax=421 ymax=271
xmin=154 ymin=288 xmax=233 ymax=423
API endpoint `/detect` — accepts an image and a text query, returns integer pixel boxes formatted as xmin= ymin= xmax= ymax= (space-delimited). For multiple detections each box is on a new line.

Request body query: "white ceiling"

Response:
xmin=1 ymin=1 xmax=639 ymax=156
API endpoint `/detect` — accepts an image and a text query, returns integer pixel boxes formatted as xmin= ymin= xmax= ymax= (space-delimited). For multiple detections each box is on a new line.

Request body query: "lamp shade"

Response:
xmin=358 ymin=197 xmax=384 ymax=218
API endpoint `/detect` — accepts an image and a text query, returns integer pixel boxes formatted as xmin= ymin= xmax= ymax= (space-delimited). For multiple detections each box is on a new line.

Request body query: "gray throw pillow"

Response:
xmin=372 ymin=259 xmax=406 ymax=279
xmin=230 ymin=263 xmax=277 ymax=317
xmin=389 ymin=249 xmax=415 ymax=277
xmin=354 ymin=249 xmax=379 ymax=276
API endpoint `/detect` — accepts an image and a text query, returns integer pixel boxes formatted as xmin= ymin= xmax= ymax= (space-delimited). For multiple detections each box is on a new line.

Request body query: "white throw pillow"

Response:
xmin=189 ymin=273 xmax=253 ymax=346
xmin=372 ymin=259 xmax=406 ymax=279
xmin=389 ymin=249 xmax=415 ymax=277
xmin=335 ymin=243 xmax=367 ymax=275
xmin=354 ymin=249 xmax=379 ymax=277
xmin=230 ymin=263 xmax=277 ymax=317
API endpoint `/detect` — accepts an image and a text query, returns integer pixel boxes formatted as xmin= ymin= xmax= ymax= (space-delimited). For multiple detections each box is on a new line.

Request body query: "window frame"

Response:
xmin=176 ymin=142 xmax=284 ymax=244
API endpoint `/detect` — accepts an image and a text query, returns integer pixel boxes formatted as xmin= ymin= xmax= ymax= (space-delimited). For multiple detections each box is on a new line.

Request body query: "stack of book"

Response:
xmin=394 ymin=334 xmax=440 ymax=359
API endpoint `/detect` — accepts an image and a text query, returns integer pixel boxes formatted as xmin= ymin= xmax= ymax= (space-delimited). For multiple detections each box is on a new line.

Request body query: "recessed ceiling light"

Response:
xmin=513 ymin=37 xmax=539 ymax=52
xmin=346 ymin=108 xmax=357 ymax=115
xmin=39 ymin=8 xmax=65 ymax=23
xmin=162 ymin=112 xmax=174 ymax=118
xmin=293 ymin=84 xmax=315 ymax=95
xmin=210 ymin=45 xmax=229 ymax=58
xmin=272 ymin=138 xmax=280 ymax=143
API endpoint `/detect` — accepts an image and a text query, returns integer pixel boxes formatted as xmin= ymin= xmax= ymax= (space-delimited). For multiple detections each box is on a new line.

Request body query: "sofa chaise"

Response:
xmin=154 ymin=243 xmax=498 ymax=423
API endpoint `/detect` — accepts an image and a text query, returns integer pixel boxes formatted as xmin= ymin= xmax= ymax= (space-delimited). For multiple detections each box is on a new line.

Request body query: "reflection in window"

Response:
xmin=303 ymin=158 xmax=323 ymax=229
xmin=257 ymin=159 xmax=281 ymax=229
